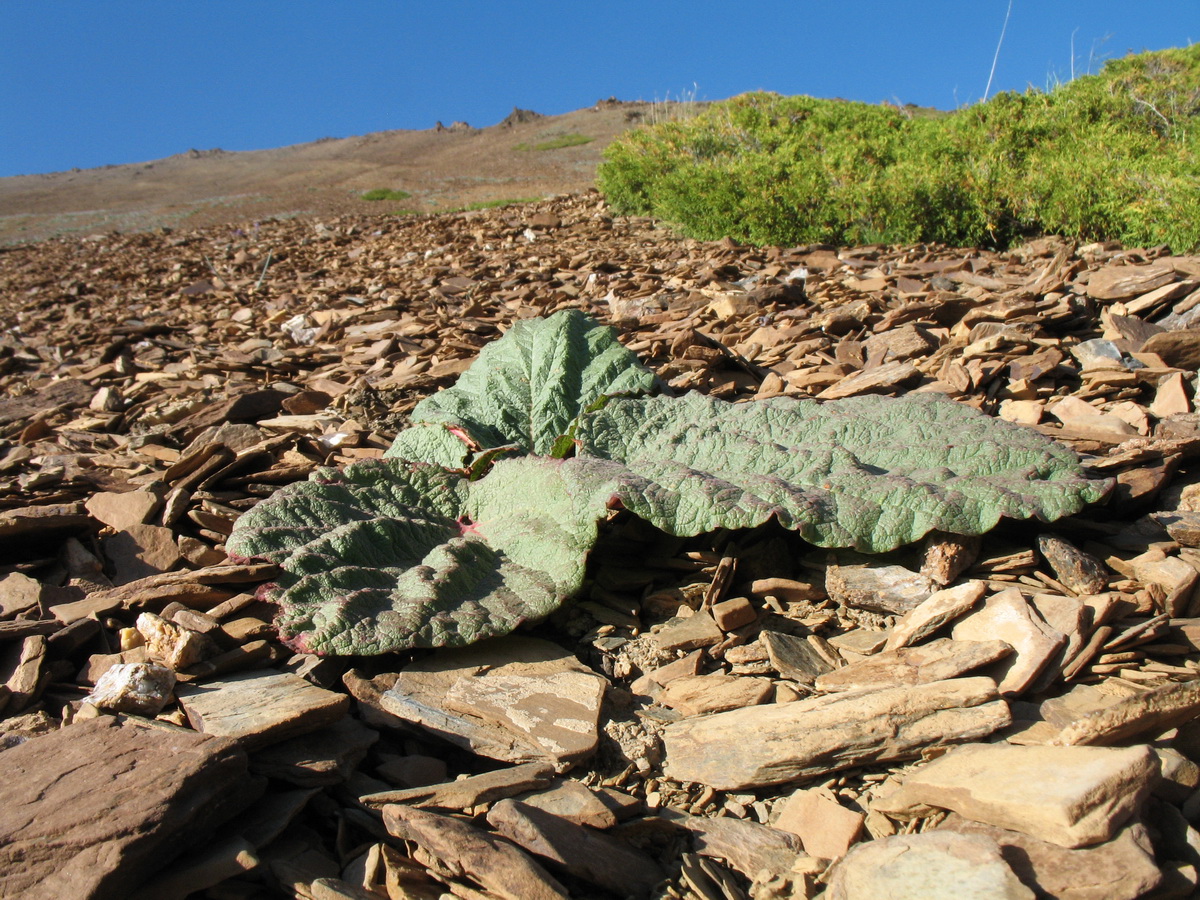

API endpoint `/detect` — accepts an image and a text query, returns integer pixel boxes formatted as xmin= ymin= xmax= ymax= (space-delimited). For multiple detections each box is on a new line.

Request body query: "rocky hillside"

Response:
xmin=3 ymin=192 xmax=1200 ymax=897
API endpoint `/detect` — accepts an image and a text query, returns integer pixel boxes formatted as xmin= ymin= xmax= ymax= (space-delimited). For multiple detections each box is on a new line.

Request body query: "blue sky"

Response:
xmin=2 ymin=1 xmax=1196 ymax=178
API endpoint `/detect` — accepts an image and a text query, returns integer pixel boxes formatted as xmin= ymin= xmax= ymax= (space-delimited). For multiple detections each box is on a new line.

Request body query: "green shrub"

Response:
xmin=361 ymin=188 xmax=412 ymax=202
xmin=598 ymin=44 xmax=1200 ymax=250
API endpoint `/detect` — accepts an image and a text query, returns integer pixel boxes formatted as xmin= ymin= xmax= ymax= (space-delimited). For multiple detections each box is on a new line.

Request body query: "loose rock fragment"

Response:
xmin=938 ymin=815 xmax=1161 ymax=900
xmin=827 ymin=831 xmax=1034 ymax=900
xmin=657 ymin=673 xmax=773 ymax=716
xmin=0 ymin=717 xmax=255 ymax=899
xmin=84 ymin=661 xmax=176 ymax=717
xmin=486 ymin=799 xmax=665 ymax=896
xmin=1036 ymin=534 xmax=1109 ymax=594
xmin=382 ymin=805 xmax=569 ymax=900
xmin=877 ymin=742 xmax=1158 ymax=848
xmin=773 ymin=786 xmax=864 ymax=861
xmin=885 ymin=581 xmax=987 ymax=650
xmin=814 ymin=638 xmax=1011 ymax=692
xmin=1053 ymin=678 xmax=1200 ymax=746
xmin=382 ymin=636 xmax=606 ymax=770
xmin=951 ymin=589 xmax=1066 ymax=696
xmin=662 ymin=676 xmax=1009 ymax=790
xmin=826 ymin=562 xmax=935 ymax=615
xmin=176 ymin=668 xmax=350 ymax=749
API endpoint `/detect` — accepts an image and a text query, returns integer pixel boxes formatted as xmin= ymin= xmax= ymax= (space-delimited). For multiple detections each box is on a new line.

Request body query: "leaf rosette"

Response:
xmin=227 ymin=310 xmax=1112 ymax=655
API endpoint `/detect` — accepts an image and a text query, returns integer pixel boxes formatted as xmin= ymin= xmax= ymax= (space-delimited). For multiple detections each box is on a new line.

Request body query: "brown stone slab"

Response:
xmin=176 ymin=669 xmax=349 ymax=749
xmin=0 ymin=716 xmax=254 ymax=900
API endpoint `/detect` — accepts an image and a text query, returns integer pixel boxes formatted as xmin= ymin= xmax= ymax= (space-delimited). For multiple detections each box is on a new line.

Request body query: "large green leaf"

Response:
xmin=572 ymin=392 xmax=1111 ymax=553
xmin=226 ymin=458 xmax=611 ymax=655
xmin=227 ymin=312 xmax=1113 ymax=656
xmin=384 ymin=309 xmax=656 ymax=466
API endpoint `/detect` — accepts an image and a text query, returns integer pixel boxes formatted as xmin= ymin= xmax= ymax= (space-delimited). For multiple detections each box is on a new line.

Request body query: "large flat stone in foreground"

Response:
xmin=662 ymin=676 xmax=1009 ymax=790
xmin=0 ymin=716 xmax=254 ymax=900
xmin=176 ymin=668 xmax=349 ymax=749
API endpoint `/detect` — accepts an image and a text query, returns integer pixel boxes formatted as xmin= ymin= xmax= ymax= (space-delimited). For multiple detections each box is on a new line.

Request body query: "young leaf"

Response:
xmin=572 ymin=392 xmax=1111 ymax=553
xmin=384 ymin=309 xmax=656 ymax=466
xmin=226 ymin=457 xmax=612 ymax=655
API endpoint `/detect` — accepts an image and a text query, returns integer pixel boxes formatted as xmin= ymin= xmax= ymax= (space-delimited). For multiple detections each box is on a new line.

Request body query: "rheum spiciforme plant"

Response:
xmin=227 ymin=310 xmax=1110 ymax=655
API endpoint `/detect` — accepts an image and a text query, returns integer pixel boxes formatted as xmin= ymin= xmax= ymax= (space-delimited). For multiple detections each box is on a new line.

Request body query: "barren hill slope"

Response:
xmin=0 ymin=100 xmax=653 ymax=246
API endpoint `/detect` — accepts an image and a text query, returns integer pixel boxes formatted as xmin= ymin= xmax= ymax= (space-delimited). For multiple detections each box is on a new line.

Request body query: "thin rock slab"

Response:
xmin=248 ymin=715 xmax=379 ymax=786
xmin=381 ymin=804 xmax=569 ymax=900
xmin=814 ymin=638 xmax=1011 ymax=692
xmin=951 ymin=588 xmax=1066 ymax=696
xmin=381 ymin=636 xmax=606 ymax=771
xmin=761 ymin=630 xmax=833 ymax=684
xmin=514 ymin=779 xmax=619 ymax=829
xmin=359 ymin=760 xmax=555 ymax=810
xmin=657 ymin=673 xmax=773 ymax=715
xmin=938 ymin=814 xmax=1161 ymax=900
xmin=654 ymin=808 xmax=805 ymax=880
xmin=876 ymin=742 xmax=1159 ymax=848
xmin=825 ymin=562 xmax=935 ymax=615
xmin=0 ymin=716 xmax=257 ymax=900
xmin=176 ymin=668 xmax=350 ymax=750
xmin=773 ymin=787 xmax=864 ymax=861
xmin=661 ymin=676 xmax=1009 ymax=790
xmin=827 ymin=831 xmax=1034 ymax=900
xmin=486 ymin=799 xmax=665 ymax=897
xmin=884 ymin=580 xmax=987 ymax=650
xmin=1052 ymin=678 xmax=1200 ymax=746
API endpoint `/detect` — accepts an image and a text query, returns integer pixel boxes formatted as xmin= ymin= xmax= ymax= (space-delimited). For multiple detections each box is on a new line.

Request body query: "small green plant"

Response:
xmin=599 ymin=44 xmax=1200 ymax=250
xmin=228 ymin=311 xmax=1110 ymax=656
xmin=361 ymin=188 xmax=412 ymax=202
xmin=515 ymin=133 xmax=594 ymax=151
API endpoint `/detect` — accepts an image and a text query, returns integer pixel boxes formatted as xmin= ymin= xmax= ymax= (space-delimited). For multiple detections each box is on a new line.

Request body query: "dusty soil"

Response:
xmin=0 ymin=100 xmax=662 ymax=246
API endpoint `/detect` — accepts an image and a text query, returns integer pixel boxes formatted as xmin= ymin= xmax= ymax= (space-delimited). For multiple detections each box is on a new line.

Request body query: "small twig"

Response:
xmin=1133 ymin=97 xmax=1172 ymax=136
xmin=983 ymin=0 xmax=1014 ymax=101
xmin=254 ymin=249 xmax=274 ymax=291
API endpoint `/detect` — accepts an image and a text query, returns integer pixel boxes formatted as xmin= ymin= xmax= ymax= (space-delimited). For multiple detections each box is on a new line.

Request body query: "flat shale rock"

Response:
xmin=827 ymin=831 xmax=1034 ymax=900
xmin=85 ymin=489 xmax=161 ymax=531
xmin=175 ymin=668 xmax=349 ymax=749
xmin=657 ymin=672 xmax=773 ymax=715
xmin=1052 ymin=678 xmax=1200 ymax=746
xmin=514 ymin=779 xmax=618 ymax=828
xmin=656 ymin=808 xmax=805 ymax=879
xmin=382 ymin=804 xmax=569 ymax=900
xmin=826 ymin=562 xmax=935 ymax=615
xmin=814 ymin=637 xmax=1011 ymax=692
xmin=381 ymin=636 xmax=606 ymax=771
xmin=951 ymin=588 xmax=1066 ymax=696
xmin=938 ymin=814 xmax=1161 ymax=900
xmin=0 ymin=716 xmax=255 ymax=900
xmin=662 ymin=676 xmax=1009 ymax=790
xmin=877 ymin=742 xmax=1158 ymax=848
xmin=773 ymin=786 xmax=864 ymax=861
xmin=486 ymin=798 xmax=665 ymax=896
xmin=884 ymin=580 xmax=987 ymax=650
xmin=248 ymin=715 xmax=378 ymax=786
